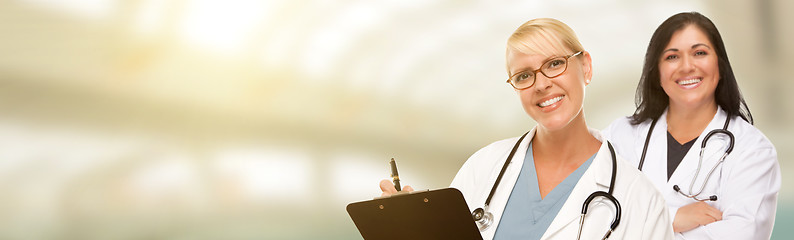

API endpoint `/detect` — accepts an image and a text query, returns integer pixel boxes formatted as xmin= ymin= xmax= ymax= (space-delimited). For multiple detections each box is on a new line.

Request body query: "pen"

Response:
xmin=389 ymin=158 xmax=401 ymax=191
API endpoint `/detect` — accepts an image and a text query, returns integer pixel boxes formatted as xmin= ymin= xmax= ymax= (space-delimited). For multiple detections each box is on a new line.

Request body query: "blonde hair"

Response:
xmin=506 ymin=18 xmax=584 ymax=60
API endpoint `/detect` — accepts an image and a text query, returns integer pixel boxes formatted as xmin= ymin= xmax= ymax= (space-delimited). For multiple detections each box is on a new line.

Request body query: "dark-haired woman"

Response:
xmin=605 ymin=12 xmax=780 ymax=239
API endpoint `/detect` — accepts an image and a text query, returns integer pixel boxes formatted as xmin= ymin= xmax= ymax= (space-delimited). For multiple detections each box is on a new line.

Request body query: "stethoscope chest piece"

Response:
xmin=471 ymin=132 xmax=530 ymax=232
xmin=472 ymin=207 xmax=493 ymax=231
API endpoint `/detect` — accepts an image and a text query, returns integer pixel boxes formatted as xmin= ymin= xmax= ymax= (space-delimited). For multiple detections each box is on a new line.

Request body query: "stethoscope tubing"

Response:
xmin=472 ymin=131 xmax=529 ymax=231
xmin=638 ymin=115 xmax=734 ymax=201
xmin=473 ymin=131 xmax=621 ymax=239
xmin=577 ymin=142 xmax=621 ymax=240
xmin=483 ymin=132 xmax=529 ymax=211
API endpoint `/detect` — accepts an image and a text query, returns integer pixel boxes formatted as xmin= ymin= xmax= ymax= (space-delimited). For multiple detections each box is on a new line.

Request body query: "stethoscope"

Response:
xmin=638 ymin=115 xmax=734 ymax=201
xmin=471 ymin=131 xmax=622 ymax=239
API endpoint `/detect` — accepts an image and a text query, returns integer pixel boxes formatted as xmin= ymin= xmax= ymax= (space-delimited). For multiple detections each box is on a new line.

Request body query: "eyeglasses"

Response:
xmin=506 ymin=51 xmax=582 ymax=90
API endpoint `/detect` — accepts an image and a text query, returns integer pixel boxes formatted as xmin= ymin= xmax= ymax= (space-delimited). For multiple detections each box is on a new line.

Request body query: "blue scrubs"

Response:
xmin=493 ymin=142 xmax=596 ymax=239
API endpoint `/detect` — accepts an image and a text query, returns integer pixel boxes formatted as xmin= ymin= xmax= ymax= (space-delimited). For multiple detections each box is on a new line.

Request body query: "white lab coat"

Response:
xmin=450 ymin=127 xmax=673 ymax=240
xmin=604 ymin=107 xmax=780 ymax=239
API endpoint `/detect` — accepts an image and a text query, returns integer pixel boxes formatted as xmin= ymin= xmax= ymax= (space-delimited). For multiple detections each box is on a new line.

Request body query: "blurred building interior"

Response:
xmin=0 ymin=0 xmax=791 ymax=239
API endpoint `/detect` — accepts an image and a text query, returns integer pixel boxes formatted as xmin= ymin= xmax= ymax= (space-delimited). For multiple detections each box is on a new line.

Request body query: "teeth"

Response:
xmin=678 ymin=78 xmax=702 ymax=85
xmin=538 ymin=96 xmax=563 ymax=107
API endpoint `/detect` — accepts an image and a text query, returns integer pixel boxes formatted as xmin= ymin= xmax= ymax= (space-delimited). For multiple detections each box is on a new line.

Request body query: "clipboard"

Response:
xmin=346 ymin=188 xmax=482 ymax=240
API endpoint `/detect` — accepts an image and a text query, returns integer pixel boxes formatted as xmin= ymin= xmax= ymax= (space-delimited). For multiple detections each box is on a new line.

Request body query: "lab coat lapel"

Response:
xmin=643 ymin=110 xmax=670 ymax=188
xmin=541 ymin=136 xmax=611 ymax=239
xmin=481 ymin=127 xmax=534 ymax=240
xmin=667 ymin=107 xmax=728 ymax=188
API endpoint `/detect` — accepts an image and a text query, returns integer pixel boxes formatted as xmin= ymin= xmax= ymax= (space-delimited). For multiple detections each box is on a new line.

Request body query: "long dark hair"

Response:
xmin=630 ymin=12 xmax=753 ymax=125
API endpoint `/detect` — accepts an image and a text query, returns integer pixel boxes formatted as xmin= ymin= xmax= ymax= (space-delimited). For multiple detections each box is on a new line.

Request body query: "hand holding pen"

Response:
xmin=379 ymin=158 xmax=414 ymax=197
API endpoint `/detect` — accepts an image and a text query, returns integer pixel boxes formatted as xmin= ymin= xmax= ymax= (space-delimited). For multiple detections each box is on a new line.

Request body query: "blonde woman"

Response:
xmin=382 ymin=18 xmax=673 ymax=240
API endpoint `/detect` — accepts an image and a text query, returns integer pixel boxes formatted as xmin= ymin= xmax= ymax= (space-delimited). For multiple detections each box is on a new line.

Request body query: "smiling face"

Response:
xmin=658 ymin=24 xmax=720 ymax=111
xmin=507 ymin=49 xmax=591 ymax=132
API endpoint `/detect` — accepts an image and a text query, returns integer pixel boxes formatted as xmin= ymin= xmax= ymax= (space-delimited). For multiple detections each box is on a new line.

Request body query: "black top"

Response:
xmin=667 ymin=131 xmax=698 ymax=180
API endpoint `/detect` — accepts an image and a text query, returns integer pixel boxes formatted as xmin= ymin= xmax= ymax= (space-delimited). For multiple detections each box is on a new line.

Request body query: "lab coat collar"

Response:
xmin=541 ymin=128 xmax=614 ymax=238
xmin=589 ymin=128 xmax=615 ymax=188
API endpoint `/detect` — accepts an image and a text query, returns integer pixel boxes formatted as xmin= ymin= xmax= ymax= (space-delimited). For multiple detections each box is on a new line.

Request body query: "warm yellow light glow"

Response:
xmin=19 ymin=0 xmax=115 ymax=19
xmin=131 ymin=0 xmax=167 ymax=36
xmin=178 ymin=0 xmax=270 ymax=56
xmin=302 ymin=2 xmax=383 ymax=77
